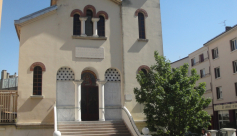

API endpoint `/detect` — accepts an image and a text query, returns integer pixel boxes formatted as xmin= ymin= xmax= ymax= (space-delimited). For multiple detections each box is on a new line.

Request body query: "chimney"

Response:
xmin=226 ymin=26 xmax=232 ymax=31
xmin=1 ymin=70 xmax=7 ymax=79
xmin=7 ymin=73 xmax=9 ymax=78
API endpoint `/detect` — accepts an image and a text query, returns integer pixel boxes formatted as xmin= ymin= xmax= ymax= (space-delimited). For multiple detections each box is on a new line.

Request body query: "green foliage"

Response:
xmin=134 ymin=51 xmax=211 ymax=136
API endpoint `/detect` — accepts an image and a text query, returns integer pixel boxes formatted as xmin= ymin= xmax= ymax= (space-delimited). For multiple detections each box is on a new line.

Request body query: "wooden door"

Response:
xmin=81 ymin=86 xmax=99 ymax=121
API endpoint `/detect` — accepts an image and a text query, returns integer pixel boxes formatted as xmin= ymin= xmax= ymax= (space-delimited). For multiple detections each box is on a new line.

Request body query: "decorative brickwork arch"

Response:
xmin=135 ymin=9 xmax=148 ymax=17
xmin=30 ymin=62 xmax=46 ymax=71
xmin=84 ymin=5 xmax=96 ymax=17
xmin=137 ymin=65 xmax=150 ymax=74
xmin=70 ymin=9 xmax=84 ymax=17
xmin=96 ymin=11 xmax=109 ymax=19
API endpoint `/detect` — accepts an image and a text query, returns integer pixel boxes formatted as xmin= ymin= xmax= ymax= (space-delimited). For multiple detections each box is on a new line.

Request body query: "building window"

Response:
xmin=212 ymin=48 xmax=219 ymax=59
xmin=214 ymin=67 xmax=220 ymax=78
xmin=216 ymin=86 xmax=222 ymax=99
xmin=218 ymin=111 xmax=229 ymax=129
xmin=98 ymin=15 xmax=105 ymax=37
xmin=233 ymin=61 xmax=237 ymax=73
xmin=235 ymin=83 xmax=237 ymax=96
xmin=138 ymin=12 xmax=146 ymax=39
xmin=85 ymin=10 xmax=93 ymax=36
xmin=33 ymin=66 xmax=42 ymax=95
xmin=199 ymin=54 xmax=204 ymax=63
xmin=191 ymin=58 xmax=195 ymax=66
xmin=230 ymin=39 xmax=237 ymax=51
xmin=200 ymin=69 xmax=205 ymax=78
xmin=73 ymin=14 xmax=81 ymax=35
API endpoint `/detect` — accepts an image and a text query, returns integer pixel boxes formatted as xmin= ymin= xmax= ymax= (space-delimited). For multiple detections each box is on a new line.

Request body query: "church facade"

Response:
xmin=12 ymin=0 xmax=163 ymax=135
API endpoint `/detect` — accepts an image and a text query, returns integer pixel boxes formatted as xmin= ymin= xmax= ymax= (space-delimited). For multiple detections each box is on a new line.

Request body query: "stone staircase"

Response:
xmin=58 ymin=121 xmax=132 ymax=136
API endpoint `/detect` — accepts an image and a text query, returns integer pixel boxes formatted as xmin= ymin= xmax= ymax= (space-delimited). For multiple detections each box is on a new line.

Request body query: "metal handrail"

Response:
xmin=54 ymin=105 xmax=57 ymax=132
xmin=122 ymin=106 xmax=142 ymax=136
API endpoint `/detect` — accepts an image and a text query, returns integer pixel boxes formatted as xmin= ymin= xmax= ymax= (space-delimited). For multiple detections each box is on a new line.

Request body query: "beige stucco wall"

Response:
xmin=207 ymin=27 xmax=237 ymax=105
xmin=122 ymin=0 xmax=163 ymax=120
xmin=0 ymin=125 xmax=53 ymax=136
xmin=17 ymin=0 xmax=163 ymax=124
xmin=18 ymin=0 xmax=123 ymax=124
xmin=171 ymin=57 xmax=189 ymax=68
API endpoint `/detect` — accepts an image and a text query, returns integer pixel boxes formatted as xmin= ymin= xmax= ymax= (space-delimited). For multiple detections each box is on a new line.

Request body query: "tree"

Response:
xmin=134 ymin=51 xmax=211 ymax=136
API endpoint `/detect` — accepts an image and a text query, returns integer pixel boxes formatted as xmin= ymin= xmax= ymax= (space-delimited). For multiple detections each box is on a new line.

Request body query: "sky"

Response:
xmin=0 ymin=0 xmax=237 ymax=76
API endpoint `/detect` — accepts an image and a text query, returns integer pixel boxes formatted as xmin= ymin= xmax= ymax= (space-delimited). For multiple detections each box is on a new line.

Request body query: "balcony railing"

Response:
xmin=0 ymin=90 xmax=18 ymax=123
xmin=1 ymin=77 xmax=18 ymax=89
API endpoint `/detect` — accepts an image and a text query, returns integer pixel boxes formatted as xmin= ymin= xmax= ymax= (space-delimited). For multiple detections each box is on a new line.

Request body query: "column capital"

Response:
xmin=73 ymin=80 xmax=84 ymax=85
xmin=79 ymin=17 xmax=88 ymax=21
xmin=92 ymin=18 xmax=100 ymax=22
xmin=96 ymin=80 xmax=107 ymax=85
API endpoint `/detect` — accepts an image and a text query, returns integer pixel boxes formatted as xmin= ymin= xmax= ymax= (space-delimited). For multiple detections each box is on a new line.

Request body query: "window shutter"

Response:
xmin=233 ymin=61 xmax=235 ymax=73
xmin=200 ymin=70 xmax=202 ymax=78
xmin=214 ymin=68 xmax=217 ymax=78
xmin=216 ymin=87 xmax=219 ymax=99
xmin=212 ymin=49 xmax=214 ymax=59
xmin=230 ymin=40 xmax=234 ymax=51
xmin=235 ymin=83 xmax=237 ymax=96
xmin=217 ymin=68 xmax=220 ymax=77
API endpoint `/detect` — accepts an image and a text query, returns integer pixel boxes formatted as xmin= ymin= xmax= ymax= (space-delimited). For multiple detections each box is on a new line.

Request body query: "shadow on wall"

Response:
xmin=18 ymin=98 xmax=42 ymax=112
xmin=131 ymin=103 xmax=144 ymax=113
xmin=128 ymin=41 xmax=147 ymax=53
xmin=122 ymin=0 xmax=147 ymax=7
xmin=42 ymin=107 xmax=54 ymax=124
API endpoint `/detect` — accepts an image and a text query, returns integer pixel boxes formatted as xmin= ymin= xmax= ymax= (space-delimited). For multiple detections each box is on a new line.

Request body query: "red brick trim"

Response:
xmin=84 ymin=5 xmax=96 ymax=17
xmin=96 ymin=11 xmax=109 ymax=19
xmin=70 ymin=9 xmax=84 ymax=17
xmin=135 ymin=9 xmax=148 ymax=17
xmin=30 ymin=62 xmax=46 ymax=71
xmin=138 ymin=65 xmax=150 ymax=72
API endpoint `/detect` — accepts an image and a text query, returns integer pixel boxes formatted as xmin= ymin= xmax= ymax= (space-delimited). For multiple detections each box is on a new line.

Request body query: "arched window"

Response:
xmin=141 ymin=69 xmax=148 ymax=75
xmin=33 ymin=66 xmax=42 ymax=95
xmin=73 ymin=14 xmax=81 ymax=35
xmin=98 ymin=16 xmax=105 ymax=37
xmin=85 ymin=10 xmax=93 ymax=36
xmin=138 ymin=12 xmax=146 ymax=39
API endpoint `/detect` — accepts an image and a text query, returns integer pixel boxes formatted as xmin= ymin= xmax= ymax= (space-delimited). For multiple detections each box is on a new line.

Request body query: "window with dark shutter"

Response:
xmin=231 ymin=39 xmax=237 ymax=51
xmin=199 ymin=54 xmax=204 ymax=63
xmin=85 ymin=10 xmax=93 ymax=36
xmin=214 ymin=67 xmax=220 ymax=78
xmin=98 ymin=16 xmax=105 ymax=37
xmin=138 ymin=13 xmax=145 ymax=39
xmin=233 ymin=61 xmax=237 ymax=73
xmin=235 ymin=83 xmax=237 ymax=96
xmin=216 ymin=87 xmax=222 ymax=99
xmin=73 ymin=14 xmax=81 ymax=35
xmin=212 ymin=49 xmax=214 ymax=59
xmin=33 ymin=66 xmax=42 ymax=95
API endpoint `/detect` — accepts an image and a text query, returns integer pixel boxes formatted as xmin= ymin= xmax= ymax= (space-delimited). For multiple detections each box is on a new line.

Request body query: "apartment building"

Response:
xmin=204 ymin=25 xmax=237 ymax=130
xmin=171 ymin=25 xmax=237 ymax=130
xmin=171 ymin=47 xmax=213 ymax=128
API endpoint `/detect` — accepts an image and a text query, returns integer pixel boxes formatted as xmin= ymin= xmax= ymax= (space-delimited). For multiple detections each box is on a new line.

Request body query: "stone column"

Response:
xmin=92 ymin=18 xmax=100 ymax=37
xmin=73 ymin=80 xmax=83 ymax=121
xmin=79 ymin=17 xmax=88 ymax=37
xmin=96 ymin=80 xmax=107 ymax=121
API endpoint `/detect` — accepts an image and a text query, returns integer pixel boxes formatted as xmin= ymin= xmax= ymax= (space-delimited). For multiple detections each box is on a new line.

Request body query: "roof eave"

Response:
xmin=14 ymin=5 xmax=57 ymax=41
xmin=204 ymin=24 xmax=237 ymax=46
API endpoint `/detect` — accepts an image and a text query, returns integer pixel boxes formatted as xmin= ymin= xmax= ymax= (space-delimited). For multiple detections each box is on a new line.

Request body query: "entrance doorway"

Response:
xmin=81 ymin=70 xmax=99 ymax=121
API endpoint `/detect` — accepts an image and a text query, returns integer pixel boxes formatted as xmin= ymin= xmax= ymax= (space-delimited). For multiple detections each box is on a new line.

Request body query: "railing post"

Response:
xmin=53 ymin=105 xmax=61 ymax=136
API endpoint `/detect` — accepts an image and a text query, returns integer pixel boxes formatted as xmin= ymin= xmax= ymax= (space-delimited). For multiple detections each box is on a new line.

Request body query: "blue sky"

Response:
xmin=0 ymin=0 xmax=237 ymax=76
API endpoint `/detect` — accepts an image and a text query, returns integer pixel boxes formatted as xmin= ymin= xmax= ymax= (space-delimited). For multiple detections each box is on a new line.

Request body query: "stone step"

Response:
xmin=60 ymin=129 xmax=130 ymax=133
xmin=58 ymin=121 xmax=132 ymax=136
xmin=61 ymin=132 xmax=131 ymax=136
xmin=59 ymin=128 xmax=128 ymax=131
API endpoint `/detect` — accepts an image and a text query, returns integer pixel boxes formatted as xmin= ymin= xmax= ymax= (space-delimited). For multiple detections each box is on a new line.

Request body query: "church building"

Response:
xmin=12 ymin=0 xmax=163 ymax=135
